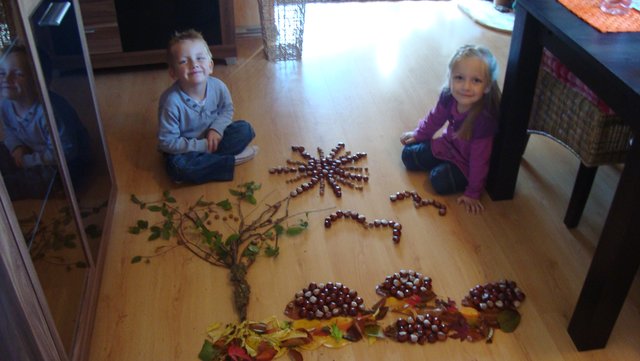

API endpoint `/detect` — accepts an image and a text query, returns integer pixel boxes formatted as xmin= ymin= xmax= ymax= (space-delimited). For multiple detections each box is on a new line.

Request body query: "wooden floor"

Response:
xmin=88 ymin=2 xmax=640 ymax=360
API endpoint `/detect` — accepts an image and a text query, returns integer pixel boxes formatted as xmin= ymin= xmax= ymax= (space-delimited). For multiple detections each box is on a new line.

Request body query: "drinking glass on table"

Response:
xmin=600 ymin=0 xmax=632 ymax=15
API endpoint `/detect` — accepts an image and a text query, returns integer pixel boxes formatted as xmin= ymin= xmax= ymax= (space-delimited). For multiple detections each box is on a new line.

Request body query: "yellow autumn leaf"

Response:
xmin=460 ymin=306 xmax=480 ymax=326
xmin=291 ymin=318 xmax=323 ymax=330
xmin=320 ymin=334 xmax=351 ymax=349
xmin=332 ymin=317 xmax=354 ymax=332
xmin=244 ymin=335 xmax=262 ymax=357
xmin=383 ymin=297 xmax=418 ymax=316
xmin=297 ymin=336 xmax=324 ymax=351
xmin=206 ymin=322 xmax=222 ymax=333
xmin=274 ymin=346 xmax=289 ymax=358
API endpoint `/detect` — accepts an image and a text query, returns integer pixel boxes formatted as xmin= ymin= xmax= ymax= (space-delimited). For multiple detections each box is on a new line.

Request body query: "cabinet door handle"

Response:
xmin=37 ymin=1 xmax=71 ymax=27
xmin=85 ymin=28 xmax=97 ymax=34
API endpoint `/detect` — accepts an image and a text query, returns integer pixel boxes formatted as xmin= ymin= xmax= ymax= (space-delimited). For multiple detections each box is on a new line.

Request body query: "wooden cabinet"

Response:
xmin=78 ymin=0 xmax=122 ymax=55
xmin=78 ymin=0 xmax=237 ymax=69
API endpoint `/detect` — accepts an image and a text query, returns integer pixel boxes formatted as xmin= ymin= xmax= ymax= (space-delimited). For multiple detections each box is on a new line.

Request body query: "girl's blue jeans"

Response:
xmin=164 ymin=120 xmax=255 ymax=184
xmin=401 ymin=141 xmax=468 ymax=195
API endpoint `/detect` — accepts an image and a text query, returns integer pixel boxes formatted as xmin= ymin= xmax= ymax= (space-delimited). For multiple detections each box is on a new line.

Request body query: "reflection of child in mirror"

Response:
xmin=0 ymin=44 xmax=90 ymax=200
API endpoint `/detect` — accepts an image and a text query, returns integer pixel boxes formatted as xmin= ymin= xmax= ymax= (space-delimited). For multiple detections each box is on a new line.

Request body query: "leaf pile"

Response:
xmin=199 ymin=314 xmax=385 ymax=361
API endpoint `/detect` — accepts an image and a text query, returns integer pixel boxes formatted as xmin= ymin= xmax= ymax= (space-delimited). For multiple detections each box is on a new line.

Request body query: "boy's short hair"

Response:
xmin=166 ymin=29 xmax=212 ymax=65
xmin=1 ymin=42 xmax=28 ymax=62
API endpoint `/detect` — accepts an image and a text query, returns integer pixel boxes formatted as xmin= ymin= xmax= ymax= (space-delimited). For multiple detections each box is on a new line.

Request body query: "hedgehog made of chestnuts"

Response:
xmin=284 ymin=282 xmax=369 ymax=321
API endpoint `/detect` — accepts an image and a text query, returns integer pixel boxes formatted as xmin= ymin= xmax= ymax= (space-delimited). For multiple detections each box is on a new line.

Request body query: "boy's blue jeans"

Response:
xmin=401 ymin=141 xmax=468 ymax=195
xmin=0 ymin=143 xmax=59 ymax=200
xmin=164 ymin=120 xmax=255 ymax=184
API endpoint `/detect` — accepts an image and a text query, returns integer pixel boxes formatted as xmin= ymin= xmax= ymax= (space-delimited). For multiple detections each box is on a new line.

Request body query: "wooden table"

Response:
xmin=485 ymin=0 xmax=640 ymax=351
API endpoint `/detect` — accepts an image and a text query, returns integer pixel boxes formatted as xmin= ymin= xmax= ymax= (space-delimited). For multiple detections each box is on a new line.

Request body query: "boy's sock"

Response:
xmin=235 ymin=145 xmax=258 ymax=165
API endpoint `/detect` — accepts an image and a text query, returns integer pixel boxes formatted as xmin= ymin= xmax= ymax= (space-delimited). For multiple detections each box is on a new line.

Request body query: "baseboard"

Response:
xmin=236 ymin=26 xmax=262 ymax=37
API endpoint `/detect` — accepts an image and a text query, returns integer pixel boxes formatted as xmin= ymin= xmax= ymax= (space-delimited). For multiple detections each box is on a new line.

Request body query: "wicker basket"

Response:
xmin=258 ymin=0 xmax=306 ymax=61
xmin=528 ymin=67 xmax=633 ymax=167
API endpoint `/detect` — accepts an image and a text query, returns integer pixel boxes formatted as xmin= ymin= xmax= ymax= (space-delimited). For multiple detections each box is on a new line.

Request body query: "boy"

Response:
xmin=158 ymin=29 xmax=256 ymax=184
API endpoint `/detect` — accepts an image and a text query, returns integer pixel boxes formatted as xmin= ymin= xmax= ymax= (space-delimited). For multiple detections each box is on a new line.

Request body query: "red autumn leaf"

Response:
xmin=255 ymin=341 xmax=278 ymax=361
xmin=281 ymin=338 xmax=311 ymax=348
xmin=227 ymin=344 xmax=253 ymax=361
xmin=343 ymin=323 xmax=363 ymax=342
xmin=284 ymin=302 xmax=302 ymax=320
xmin=375 ymin=306 xmax=389 ymax=320
xmin=448 ymin=315 xmax=492 ymax=343
xmin=404 ymin=295 xmax=424 ymax=308
xmin=436 ymin=298 xmax=459 ymax=314
xmin=311 ymin=327 xmax=330 ymax=337
xmin=288 ymin=349 xmax=304 ymax=361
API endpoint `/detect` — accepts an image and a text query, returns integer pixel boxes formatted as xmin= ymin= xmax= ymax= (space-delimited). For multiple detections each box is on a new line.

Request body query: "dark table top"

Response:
xmin=518 ymin=0 xmax=640 ymax=131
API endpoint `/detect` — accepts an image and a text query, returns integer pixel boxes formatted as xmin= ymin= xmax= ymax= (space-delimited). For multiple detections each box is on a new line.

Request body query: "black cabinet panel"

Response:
xmin=114 ymin=0 xmax=222 ymax=52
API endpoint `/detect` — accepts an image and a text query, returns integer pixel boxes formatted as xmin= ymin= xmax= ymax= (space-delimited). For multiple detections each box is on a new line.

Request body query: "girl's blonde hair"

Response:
xmin=443 ymin=45 xmax=501 ymax=140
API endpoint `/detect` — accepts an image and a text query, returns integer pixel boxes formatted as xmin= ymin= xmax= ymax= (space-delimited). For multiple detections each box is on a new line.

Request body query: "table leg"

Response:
xmin=486 ymin=6 xmax=543 ymax=200
xmin=568 ymin=139 xmax=640 ymax=350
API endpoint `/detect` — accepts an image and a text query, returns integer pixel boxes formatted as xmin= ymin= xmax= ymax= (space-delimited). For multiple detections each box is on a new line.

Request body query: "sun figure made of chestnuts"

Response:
xmin=268 ymin=143 xmax=369 ymax=199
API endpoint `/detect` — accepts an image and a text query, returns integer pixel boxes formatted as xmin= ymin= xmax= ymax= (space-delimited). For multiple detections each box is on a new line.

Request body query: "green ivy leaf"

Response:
xmin=330 ymin=323 xmax=343 ymax=342
xmin=196 ymin=196 xmax=214 ymax=207
xmin=163 ymin=191 xmax=176 ymax=203
xmin=364 ymin=324 xmax=384 ymax=338
xmin=148 ymin=232 xmax=161 ymax=241
xmin=225 ymin=233 xmax=240 ymax=245
xmin=243 ymin=244 xmax=260 ymax=257
xmin=213 ymin=237 xmax=229 ymax=259
xmin=265 ymin=245 xmax=279 ymax=257
xmin=63 ymin=240 xmax=77 ymax=249
xmin=497 ymin=309 xmax=521 ymax=333
xmin=245 ymin=194 xmax=257 ymax=205
xmin=286 ymin=226 xmax=305 ymax=236
xmin=198 ymin=339 xmax=220 ymax=361
xmin=202 ymin=229 xmax=219 ymax=245
xmin=229 ymin=189 xmax=242 ymax=197
xmin=128 ymin=226 xmax=140 ymax=234
xmin=240 ymin=181 xmax=261 ymax=192
xmin=85 ymin=224 xmax=102 ymax=238
xmin=216 ymin=199 xmax=232 ymax=211
xmin=131 ymin=256 xmax=143 ymax=264
xmin=137 ymin=220 xmax=149 ymax=229
xmin=274 ymin=224 xmax=284 ymax=236
xmin=130 ymin=194 xmax=142 ymax=205
xmin=147 ymin=205 xmax=162 ymax=212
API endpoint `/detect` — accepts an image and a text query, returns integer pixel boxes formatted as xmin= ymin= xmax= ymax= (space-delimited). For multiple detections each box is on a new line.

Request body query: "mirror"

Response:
xmin=0 ymin=0 xmax=90 ymax=355
xmin=29 ymin=0 xmax=112 ymax=260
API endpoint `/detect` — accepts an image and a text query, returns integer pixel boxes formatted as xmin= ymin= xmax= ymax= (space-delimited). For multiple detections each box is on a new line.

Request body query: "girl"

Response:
xmin=400 ymin=45 xmax=501 ymax=214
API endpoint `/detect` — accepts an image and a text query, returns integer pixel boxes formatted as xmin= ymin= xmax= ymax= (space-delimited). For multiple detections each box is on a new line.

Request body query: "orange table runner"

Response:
xmin=558 ymin=0 xmax=640 ymax=32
